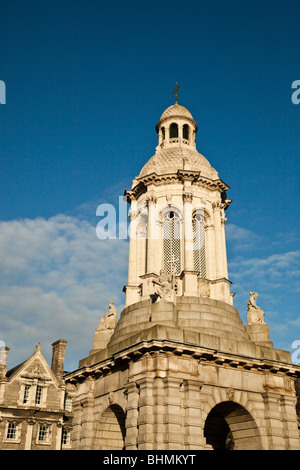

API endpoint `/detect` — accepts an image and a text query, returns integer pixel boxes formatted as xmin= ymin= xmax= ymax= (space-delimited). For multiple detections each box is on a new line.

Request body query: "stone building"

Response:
xmin=0 ymin=339 xmax=73 ymax=450
xmin=65 ymin=99 xmax=300 ymax=450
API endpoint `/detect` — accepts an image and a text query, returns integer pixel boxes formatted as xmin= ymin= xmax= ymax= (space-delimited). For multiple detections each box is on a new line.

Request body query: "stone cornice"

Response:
xmin=64 ymin=338 xmax=300 ymax=384
xmin=126 ymin=171 xmax=230 ymax=201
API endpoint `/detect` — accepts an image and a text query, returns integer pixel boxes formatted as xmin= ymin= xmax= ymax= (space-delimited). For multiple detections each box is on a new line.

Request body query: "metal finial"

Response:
xmin=172 ymin=83 xmax=180 ymax=104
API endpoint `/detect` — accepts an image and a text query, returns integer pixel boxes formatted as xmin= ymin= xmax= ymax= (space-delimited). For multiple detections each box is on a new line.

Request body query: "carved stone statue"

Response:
xmin=152 ymin=266 xmax=176 ymax=304
xmin=93 ymin=301 xmax=118 ymax=352
xmin=247 ymin=292 xmax=265 ymax=325
xmin=98 ymin=301 xmax=117 ymax=330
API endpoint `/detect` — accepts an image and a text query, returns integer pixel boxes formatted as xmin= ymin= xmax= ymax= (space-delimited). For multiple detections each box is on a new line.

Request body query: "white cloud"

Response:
xmin=0 ymin=214 xmax=129 ymax=371
xmin=226 ymin=223 xmax=260 ymax=242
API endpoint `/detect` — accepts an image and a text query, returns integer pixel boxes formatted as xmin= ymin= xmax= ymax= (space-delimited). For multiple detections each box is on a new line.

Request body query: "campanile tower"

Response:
xmin=124 ymin=100 xmax=232 ymax=307
xmin=66 ymin=94 xmax=300 ymax=451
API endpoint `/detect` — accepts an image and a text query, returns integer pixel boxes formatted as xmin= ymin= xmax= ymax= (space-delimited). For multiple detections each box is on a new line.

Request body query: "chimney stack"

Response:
xmin=51 ymin=339 xmax=67 ymax=380
xmin=0 ymin=344 xmax=10 ymax=379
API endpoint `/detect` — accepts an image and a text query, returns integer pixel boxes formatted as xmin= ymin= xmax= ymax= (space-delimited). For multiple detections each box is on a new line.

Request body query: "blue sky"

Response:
xmin=0 ymin=0 xmax=300 ymax=370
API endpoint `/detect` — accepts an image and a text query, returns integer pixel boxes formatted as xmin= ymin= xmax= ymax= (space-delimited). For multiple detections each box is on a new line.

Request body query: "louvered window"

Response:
xmin=163 ymin=211 xmax=181 ymax=275
xmin=193 ymin=212 xmax=206 ymax=278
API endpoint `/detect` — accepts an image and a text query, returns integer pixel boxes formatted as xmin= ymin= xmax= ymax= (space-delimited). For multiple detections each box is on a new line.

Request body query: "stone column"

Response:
xmin=136 ymin=376 xmax=155 ymax=450
xmin=146 ymin=196 xmax=157 ymax=275
xmin=158 ymin=128 xmax=163 ymax=145
xmin=178 ymin=124 xmax=183 ymax=144
xmin=79 ymin=396 xmax=94 ymax=449
xmin=79 ymin=377 xmax=95 ymax=450
xmin=183 ymin=192 xmax=194 ymax=271
xmin=205 ymin=222 xmax=216 ymax=280
xmin=212 ymin=202 xmax=225 ymax=279
xmin=182 ymin=380 xmax=204 ymax=449
xmin=24 ymin=419 xmax=34 ymax=450
xmin=191 ymin=129 xmax=196 ymax=148
xmin=125 ymin=200 xmax=141 ymax=306
xmin=136 ymin=214 xmax=147 ymax=279
xmin=280 ymin=394 xmax=300 ymax=450
xmin=162 ymin=377 xmax=183 ymax=450
xmin=182 ymin=192 xmax=198 ymax=296
xmin=221 ymin=214 xmax=228 ymax=279
xmin=165 ymin=125 xmax=170 ymax=144
xmin=262 ymin=392 xmax=285 ymax=450
xmin=55 ymin=421 xmax=63 ymax=450
xmin=152 ymin=375 xmax=165 ymax=449
xmin=124 ymin=381 xmax=139 ymax=450
xmin=71 ymin=400 xmax=83 ymax=450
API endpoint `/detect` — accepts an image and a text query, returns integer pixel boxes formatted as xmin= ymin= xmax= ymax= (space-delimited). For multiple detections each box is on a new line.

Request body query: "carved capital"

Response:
xmin=128 ymin=208 xmax=139 ymax=221
xmin=146 ymin=195 xmax=157 ymax=205
xmin=212 ymin=201 xmax=222 ymax=211
xmin=182 ymin=192 xmax=193 ymax=203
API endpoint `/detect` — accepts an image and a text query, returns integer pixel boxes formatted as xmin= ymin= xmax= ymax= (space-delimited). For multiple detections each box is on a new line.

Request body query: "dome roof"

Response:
xmin=159 ymin=104 xmax=194 ymax=121
xmin=139 ymin=147 xmax=218 ymax=180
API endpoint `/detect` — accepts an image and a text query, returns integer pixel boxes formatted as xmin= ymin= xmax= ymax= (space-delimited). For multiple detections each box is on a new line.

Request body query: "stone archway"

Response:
xmin=94 ymin=404 xmax=126 ymax=450
xmin=204 ymin=401 xmax=262 ymax=450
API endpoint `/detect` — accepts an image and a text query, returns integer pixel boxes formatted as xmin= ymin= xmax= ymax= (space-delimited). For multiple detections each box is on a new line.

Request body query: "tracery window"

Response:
xmin=192 ymin=211 xmax=206 ymax=278
xmin=162 ymin=211 xmax=181 ymax=275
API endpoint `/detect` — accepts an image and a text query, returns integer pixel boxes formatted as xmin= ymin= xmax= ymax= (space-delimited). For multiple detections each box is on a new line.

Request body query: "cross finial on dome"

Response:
xmin=172 ymin=82 xmax=180 ymax=104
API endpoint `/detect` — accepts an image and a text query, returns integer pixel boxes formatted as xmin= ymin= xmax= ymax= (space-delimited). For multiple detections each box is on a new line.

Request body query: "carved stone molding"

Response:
xmin=182 ymin=192 xmax=193 ymax=203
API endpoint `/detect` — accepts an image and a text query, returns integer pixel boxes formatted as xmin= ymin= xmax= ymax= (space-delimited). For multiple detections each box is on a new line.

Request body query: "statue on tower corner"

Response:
xmin=92 ymin=301 xmax=118 ymax=353
xmin=152 ymin=263 xmax=177 ymax=304
xmin=98 ymin=301 xmax=118 ymax=330
xmin=247 ymin=292 xmax=265 ymax=325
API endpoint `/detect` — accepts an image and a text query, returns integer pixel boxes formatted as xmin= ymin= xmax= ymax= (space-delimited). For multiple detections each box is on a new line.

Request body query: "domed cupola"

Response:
xmin=155 ymin=103 xmax=198 ymax=150
xmin=155 ymin=85 xmax=198 ymax=151
xmin=139 ymin=86 xmax=218 ymax=180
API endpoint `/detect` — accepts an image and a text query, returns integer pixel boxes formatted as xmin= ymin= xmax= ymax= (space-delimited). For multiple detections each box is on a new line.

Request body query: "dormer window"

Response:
xmin=169 ymin=123 xmax=178 ymax=139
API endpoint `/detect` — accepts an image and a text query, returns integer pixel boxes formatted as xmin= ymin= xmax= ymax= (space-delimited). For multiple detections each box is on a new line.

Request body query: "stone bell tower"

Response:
xmin=66 ymin=93 xmax=300 ymax=451
xmin=123 ymin=99 xmax=232 ymax=307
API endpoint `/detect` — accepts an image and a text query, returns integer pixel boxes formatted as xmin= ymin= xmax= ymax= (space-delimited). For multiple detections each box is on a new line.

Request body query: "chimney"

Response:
xmin=51 ymin=339 xmax=67 ymax=380
xmin=0 ymin=344 xmax=10 ymax=379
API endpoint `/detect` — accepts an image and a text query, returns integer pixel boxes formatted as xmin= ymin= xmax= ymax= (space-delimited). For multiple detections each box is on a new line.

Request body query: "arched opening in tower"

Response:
xmin=204 ymin=401 xmax=262 ymax=450
xmin=95 ymin=404 xmax=126 ymax=450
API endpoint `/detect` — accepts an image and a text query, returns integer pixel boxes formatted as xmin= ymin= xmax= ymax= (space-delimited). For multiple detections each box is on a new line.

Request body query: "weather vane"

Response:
xmin=172 ymin=83 xmax=180 ymax=104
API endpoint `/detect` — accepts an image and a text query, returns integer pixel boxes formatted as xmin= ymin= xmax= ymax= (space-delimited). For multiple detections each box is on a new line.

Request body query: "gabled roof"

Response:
xmin=6 ymin=344 xmax=60 ymax=387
